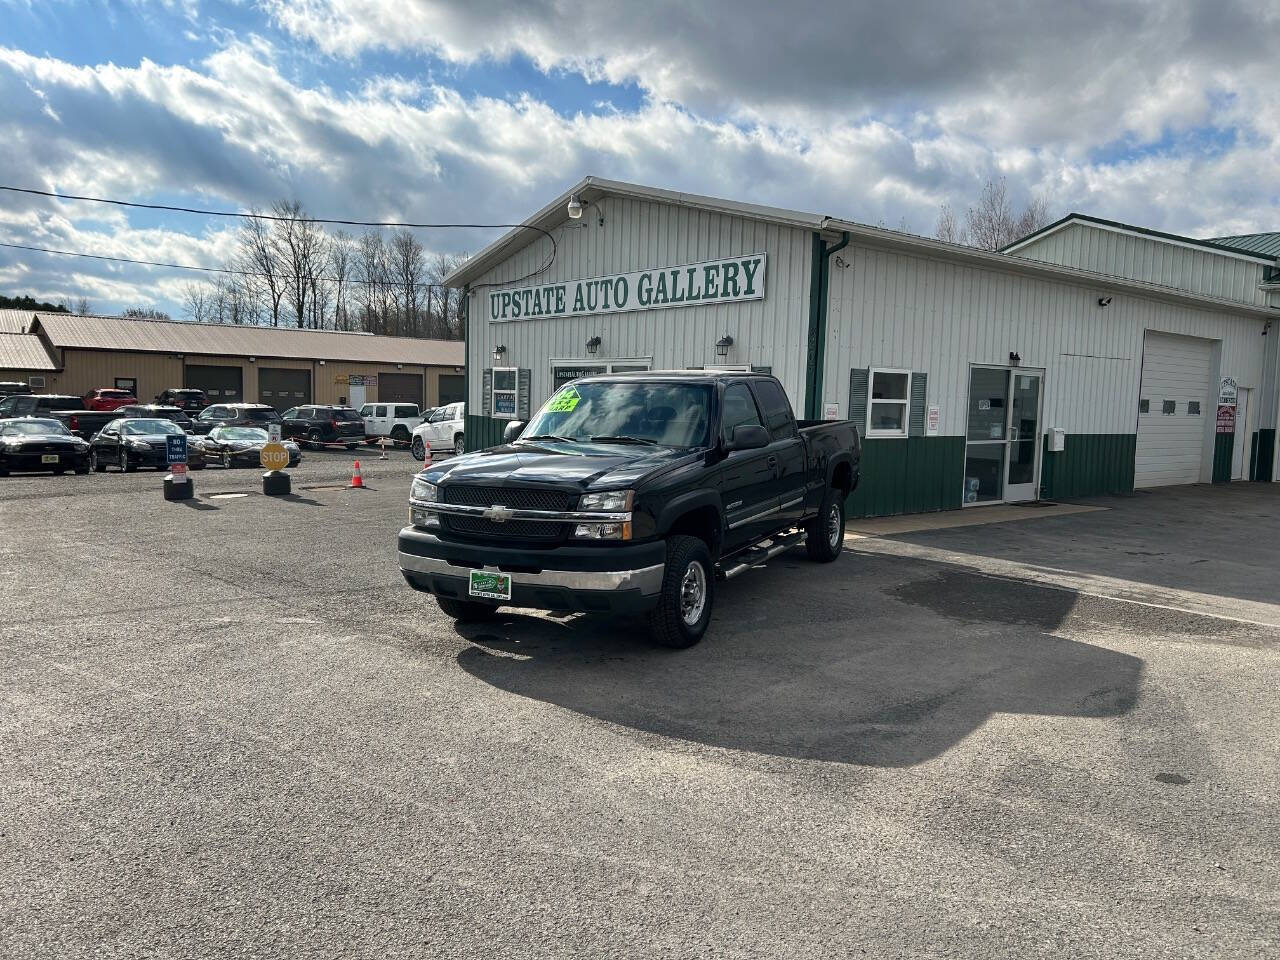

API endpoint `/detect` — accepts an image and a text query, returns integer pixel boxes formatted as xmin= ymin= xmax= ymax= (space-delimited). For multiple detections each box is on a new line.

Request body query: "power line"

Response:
xmin=0 ymin=184 xmax=556 ymax=285
xmin=0 ymin=239 xmax=448 ymax=289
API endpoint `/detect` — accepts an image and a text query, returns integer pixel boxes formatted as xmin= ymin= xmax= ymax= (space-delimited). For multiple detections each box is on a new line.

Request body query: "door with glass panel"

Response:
xmin=964 ymin=367 xmax=1043 ymax=504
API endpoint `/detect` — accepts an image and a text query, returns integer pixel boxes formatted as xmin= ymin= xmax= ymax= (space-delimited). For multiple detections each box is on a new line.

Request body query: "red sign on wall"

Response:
xmin=1216 ymin=404 xmax=1236 ymax=434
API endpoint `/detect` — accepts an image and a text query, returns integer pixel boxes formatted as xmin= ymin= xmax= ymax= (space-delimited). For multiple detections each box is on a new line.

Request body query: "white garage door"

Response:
xmin=1135 ymin=332 xmax=1212 ymax=488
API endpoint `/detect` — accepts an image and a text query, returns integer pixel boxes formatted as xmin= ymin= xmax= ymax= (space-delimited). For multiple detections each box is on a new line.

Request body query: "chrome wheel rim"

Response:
xmin=454 ymin=437 xmax=464 ymax=455
xmin=119 ymin=449 xmax=127 ymax=471
xmin=679 ymin=560 xmax=707 ymax=626
xmin=411 ymin=437 xmax=424 ymax=460
xmin=827 ymin=504 xmax=842 ymax=549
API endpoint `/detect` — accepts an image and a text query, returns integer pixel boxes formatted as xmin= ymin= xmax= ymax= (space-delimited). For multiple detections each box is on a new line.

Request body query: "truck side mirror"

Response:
xmin=726 ymin=423 xmax=769 ymax=451
xmin=502 ymin=420 xmax=526 ymax=443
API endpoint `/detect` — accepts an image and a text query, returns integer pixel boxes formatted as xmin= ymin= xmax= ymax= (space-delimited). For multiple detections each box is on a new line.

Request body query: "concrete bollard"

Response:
xmin=163 ymin=473 xmax=194 ymax=501
xmin=262 ymin=470 xmax=291 ymax=496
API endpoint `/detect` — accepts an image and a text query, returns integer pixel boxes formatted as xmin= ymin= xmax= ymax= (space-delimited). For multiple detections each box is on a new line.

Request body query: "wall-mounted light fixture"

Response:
xmin=567 ymin=194 xmax=584 ymax=220
xmin=716 ymin=335 xmax=734 ymax=358
xmin=1098 ymin=296 xmax=1113 ymax=307
xmin=396 ymin=363 xmax=403 ymax=370
xmin=248 ymin=356 xmax=256 ymax=363
xmin=319 ymin=360 xmax=326 ymax=366
xmin=492 ymin=344 xmax=507 ymax=362
xmin=1009 ymin=351 xmax=1021 ymax=367
xmin=585 ymin=335 xmax=602 ymax=355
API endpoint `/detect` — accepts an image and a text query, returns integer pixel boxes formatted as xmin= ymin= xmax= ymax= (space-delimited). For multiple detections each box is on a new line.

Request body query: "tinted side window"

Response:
xmin=721 ymin=383 xmax=764 ymax=445
xmin=751 ymin=380 xmax=796 ymax=440
xmin=395 ymin=405 xmax=417 ymax=418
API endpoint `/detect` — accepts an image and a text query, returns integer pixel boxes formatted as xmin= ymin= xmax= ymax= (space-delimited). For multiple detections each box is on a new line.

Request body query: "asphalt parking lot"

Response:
xmin=1 ymin=460 xmax=1277 ymax=959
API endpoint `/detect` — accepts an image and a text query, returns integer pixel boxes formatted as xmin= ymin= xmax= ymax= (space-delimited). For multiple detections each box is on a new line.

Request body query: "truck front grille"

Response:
xmin=440 ymin=485 xmax=574 ymax=542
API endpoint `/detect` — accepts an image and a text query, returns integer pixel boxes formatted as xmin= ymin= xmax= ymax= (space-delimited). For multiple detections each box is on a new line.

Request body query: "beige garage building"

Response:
xmin=0 ymin=311 xmax=465 ymax=410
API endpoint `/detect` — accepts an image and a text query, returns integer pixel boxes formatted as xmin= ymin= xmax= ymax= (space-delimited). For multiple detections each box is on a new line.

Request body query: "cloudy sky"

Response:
xmin=1 ymin=0 xmax=1278 ymax=318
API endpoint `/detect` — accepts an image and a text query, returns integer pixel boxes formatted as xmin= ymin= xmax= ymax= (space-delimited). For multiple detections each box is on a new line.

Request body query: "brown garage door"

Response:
xmin=438 ymin=374 xmax=464 ymax=405
xmin=259 ymin=367 xmax=312 ymax=411
xmin=379 ymin=372 xmax=423 ymax=406
xmin=186 ymin=364 xmax=243 ymax=403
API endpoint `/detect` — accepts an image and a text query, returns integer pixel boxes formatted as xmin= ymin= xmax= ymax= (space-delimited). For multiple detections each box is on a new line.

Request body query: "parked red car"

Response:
xmin=83 ymin=388 xmax=138 ymax=411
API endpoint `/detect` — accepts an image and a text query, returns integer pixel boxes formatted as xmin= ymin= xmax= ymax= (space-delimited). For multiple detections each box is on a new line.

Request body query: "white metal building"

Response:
xmin=445 ymin=178 xmax=1280 ymax=517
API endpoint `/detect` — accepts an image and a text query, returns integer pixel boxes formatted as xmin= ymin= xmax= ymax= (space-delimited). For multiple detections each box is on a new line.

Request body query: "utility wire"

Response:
xmin=0 ymin=184 xmax=556 ymax=286
xmin=0 ymin=239 xmax=448 ymax=289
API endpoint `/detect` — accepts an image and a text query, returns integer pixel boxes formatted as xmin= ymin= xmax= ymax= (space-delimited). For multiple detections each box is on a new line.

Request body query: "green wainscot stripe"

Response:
xmin=845 ymin=436 xmax=965 ymax=519
xmin=1254 ymin=429 xmax=1276 ymax=482
xmin=465 ymin=414 xmax=508 ymax=452
xmin=1212 ymin=432 xmax=1234 ymax=483
xmin=1040 ymin=433 xmax=1136 ymax=499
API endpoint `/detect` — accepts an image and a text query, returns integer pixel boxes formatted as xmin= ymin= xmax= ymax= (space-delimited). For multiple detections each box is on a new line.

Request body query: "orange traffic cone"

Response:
xmin=349 ymin=459 xmax=365 ymax=488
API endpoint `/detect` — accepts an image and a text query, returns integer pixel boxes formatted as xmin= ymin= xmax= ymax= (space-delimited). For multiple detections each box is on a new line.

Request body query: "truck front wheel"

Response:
xmin=805 ymin=487 xmax=845 ymax=562
xmin=436 ymin=597 xmax=498 ymax=622
xmin=647 ymin=535 xmax=714 ymax=648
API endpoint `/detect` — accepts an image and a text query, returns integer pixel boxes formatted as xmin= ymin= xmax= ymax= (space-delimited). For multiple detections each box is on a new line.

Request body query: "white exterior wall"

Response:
xmin=1013 ymin=223 xmax=1276 ymax=309
xmin=464 ymin=195 xmax=813 ymax=413
xmin=822 ymin=242 xmax=1269 ymax=439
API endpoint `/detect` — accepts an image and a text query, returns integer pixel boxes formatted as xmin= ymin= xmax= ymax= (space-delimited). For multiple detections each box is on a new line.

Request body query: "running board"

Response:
xmin=717 ymin=530 xmax=807 ymax=580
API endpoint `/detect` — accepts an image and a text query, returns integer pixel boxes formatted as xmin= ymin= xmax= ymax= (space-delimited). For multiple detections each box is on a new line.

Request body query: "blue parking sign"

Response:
xmin=166 ymin=434 xmax=188 ymax=464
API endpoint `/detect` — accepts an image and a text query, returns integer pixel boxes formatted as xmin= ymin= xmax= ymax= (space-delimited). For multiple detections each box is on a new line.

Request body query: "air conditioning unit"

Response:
xmin=28 ymin=376 xmax=45 ymax=389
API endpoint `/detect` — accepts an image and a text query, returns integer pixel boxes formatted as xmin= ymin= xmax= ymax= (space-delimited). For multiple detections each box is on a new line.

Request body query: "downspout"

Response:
xmin=803 ymin=230 xmax=850 ymax=419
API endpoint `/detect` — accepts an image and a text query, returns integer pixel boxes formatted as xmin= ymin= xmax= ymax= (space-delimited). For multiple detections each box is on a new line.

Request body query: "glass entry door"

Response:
xmin=964 ymin=367 xmax=1044 ymax=505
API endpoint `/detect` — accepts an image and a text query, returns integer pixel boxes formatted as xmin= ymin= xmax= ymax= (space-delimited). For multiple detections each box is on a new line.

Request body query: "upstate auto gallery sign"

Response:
xmin=485 ymin=254 xmax=766 ymax=323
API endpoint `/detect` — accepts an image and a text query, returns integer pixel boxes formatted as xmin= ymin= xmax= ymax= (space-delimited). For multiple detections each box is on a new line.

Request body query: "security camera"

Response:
xmin=1097 ymin=296 xmax=1113 ymax=307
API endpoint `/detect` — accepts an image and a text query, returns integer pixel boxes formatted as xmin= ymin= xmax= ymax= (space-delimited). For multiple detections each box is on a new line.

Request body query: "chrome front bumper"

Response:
xmin=398 ymin=551 xmax=665 ymax=596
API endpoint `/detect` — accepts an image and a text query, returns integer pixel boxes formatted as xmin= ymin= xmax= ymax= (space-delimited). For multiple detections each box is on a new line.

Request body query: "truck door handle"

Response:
xmin=767 ymin=455 xmax=777 ymax=471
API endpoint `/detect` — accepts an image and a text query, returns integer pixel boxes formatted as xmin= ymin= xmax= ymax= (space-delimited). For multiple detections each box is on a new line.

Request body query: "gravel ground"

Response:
xmin=1 ymin=460 xmax=1277 ymax=959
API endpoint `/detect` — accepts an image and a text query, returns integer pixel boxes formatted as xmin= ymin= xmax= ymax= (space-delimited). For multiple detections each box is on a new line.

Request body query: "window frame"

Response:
xmin=491 ymin=366 xmax=520 ymax=421
xmin=720 ymin=380 xmax=765 ymax=447
xmin=865 ymin=367 xmax=912 ymax=439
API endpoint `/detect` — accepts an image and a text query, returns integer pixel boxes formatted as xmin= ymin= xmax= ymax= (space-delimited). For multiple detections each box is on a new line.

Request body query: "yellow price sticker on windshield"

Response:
xmin=546 ymin=386 xmax=581 ymax=412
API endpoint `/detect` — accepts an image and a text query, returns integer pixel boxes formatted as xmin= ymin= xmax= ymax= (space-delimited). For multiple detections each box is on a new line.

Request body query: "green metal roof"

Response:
xmin=1206 ymin=232 xmax=1280 ymax=259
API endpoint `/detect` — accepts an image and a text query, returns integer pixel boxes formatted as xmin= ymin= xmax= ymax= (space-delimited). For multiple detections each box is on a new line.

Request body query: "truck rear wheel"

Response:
xmin=805 ymin=487 xmax=845 ymax=562
xmin=436 ymin=597 xmax=498 ymax=622
xmin=647 ymin=535 xmax=714 ymax=648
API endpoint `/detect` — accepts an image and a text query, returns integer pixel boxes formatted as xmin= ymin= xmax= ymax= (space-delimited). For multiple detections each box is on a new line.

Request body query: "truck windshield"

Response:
xmin=523 ymin=381 xmax=712 ymax=449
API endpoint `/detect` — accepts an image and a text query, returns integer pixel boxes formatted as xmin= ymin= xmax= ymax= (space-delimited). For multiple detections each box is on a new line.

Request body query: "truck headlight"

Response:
xmin=410 ymin=476 xmax=438 ymax=502
xmin=572 ymin=521 xmax=631 ymax=540
xmin=577 ymin=490 xmax=633 ymax=512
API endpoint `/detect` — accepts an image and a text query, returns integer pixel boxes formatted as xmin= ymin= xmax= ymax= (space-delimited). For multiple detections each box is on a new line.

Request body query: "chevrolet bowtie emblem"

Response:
xmin=483 ymin=504 xmax=515 ymax=522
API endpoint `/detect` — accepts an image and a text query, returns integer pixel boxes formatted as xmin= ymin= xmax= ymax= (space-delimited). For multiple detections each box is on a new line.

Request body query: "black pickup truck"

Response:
xmin=0 ymin=394 xmax=120 ymax=439
xmin=398 ymin=371 xmax=860 ymax=647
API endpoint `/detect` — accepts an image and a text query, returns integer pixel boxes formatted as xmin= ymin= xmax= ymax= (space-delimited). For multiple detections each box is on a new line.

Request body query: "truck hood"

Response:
xmin=428 ymin=442 xmax=699 ymax=491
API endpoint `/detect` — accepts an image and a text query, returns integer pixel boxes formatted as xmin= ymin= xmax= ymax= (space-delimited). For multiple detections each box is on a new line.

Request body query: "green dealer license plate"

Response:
xmin=469 ymin=570 xmax=512 ymax=601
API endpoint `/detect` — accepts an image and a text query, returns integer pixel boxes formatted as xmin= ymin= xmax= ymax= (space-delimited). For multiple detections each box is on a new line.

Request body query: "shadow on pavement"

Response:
xmin=455 ymin=558 xmax=1143 ymax=768
xmin=176 ymin=498 xmax=219 ymax=511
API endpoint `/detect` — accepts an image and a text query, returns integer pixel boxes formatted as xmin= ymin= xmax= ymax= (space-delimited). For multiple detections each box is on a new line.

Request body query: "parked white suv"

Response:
xmin=360 ymin=403 xmax=423 ymax=445
xmin=411 ymin=402 xmax=465 ymax=460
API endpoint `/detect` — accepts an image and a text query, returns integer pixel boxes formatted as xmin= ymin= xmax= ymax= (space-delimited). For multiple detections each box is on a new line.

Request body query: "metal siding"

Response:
xmin=464 ymin=195 xmax=813 ymax=416
xmin=1012 ymin=224 xmax=1272 ymax=307
xmin=58 ymin=349 xmax=185 ymax=403
xmin=823 ymin=242 xmax=1267 ymax=442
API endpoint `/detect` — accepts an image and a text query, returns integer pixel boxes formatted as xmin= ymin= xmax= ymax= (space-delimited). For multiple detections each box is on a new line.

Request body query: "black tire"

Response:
xmin=805 ymin=487 xmax=845 ymax=562
xmin=120 ymin=448 xmax=136 ymax=473
xmin=391 ymin=425 xmax=411 ymax=443
xmin=0 ymin=465 xmax=8 ymax=477
xmin=90 ymin=449 xmax=106 ymax=472
xmin=190 ymin=461 xmax=206 ymax=471
xmin=74 ymin=463 xmax=89 ymax=475
xmin=307 ymin=429 xmax=323 ymax=449
xmin=646 ymin=535 xmax=714 ymax=648
xmin=436 ymin=597 xmax=499 ymax=621
xmin=410 ymin=436 xmax=426 ymax=461
xmin=345 ymin=443 xmax=358 ymax=451
xmin=454 ymin=434 xmax=464 ymax=456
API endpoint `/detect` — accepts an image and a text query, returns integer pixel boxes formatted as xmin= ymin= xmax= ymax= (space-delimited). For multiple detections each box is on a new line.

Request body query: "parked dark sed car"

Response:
xmin=281 ymin=405 xmax=365 ymax=449
xmin=203 ymin=426 xmax=301 ymax=468
xmin=190 ymin=403 xmax=282 ymax=435
xmin=155 ymin=388 xmax=208 ymax=412
xmin=89 ymin=418 xmax=208 ymax=472
xmin=0 ymin=418 xmax=90 ymax=476
xmin=117 ymin=404 xmax=196 ymax=432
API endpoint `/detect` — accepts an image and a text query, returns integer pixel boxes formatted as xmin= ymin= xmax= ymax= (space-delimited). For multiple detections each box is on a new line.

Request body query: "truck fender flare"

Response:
xmin=826 ymin=451 xmax=858 ymax=493
xmin=655 ymin=490 xmax=724 ymax=537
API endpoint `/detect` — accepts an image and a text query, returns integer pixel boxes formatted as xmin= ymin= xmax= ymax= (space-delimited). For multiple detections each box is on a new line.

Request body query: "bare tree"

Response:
xmin=273 ymin=199 xmax=329 ymax=328
xmin=934 ymin=202 xmax=968 ymax=246
xmin=238 ymin=208 xmax=286 ymax=326
xmin=212 ymin=275 xmax=257 ymax=325
xmin=428 ymin=251 xmax=468 ymax=339
xmin=122 ymin=307 xmax=171 ymax=321
xmin=329 ymin=230 xmax=356 ymax=331
xmin=391 ymin=230 xmax=426 ymax=338
xmin=356 ymin=230 xmax=392 ymax=335
xmin=181 ymin=282 xmax=213 ymax=324
xmin=963 ymin=178 xmax=1054 ymax=251
xmin=74 ymin=296 xmax=91 ymax=316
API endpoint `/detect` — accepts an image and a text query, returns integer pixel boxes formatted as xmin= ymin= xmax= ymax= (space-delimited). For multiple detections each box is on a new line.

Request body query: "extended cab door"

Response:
xmin=750 ymin=379 xmax=807 ymax=525
xmin=717 ymin=381 xmax=779 ymax=551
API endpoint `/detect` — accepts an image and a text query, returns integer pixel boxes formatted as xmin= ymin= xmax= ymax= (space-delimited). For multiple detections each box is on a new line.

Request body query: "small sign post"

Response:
xmin=260 ymin=438 xmax=292 ymax=496
xmin=162 ymin=433 xmax=192 ymax=501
